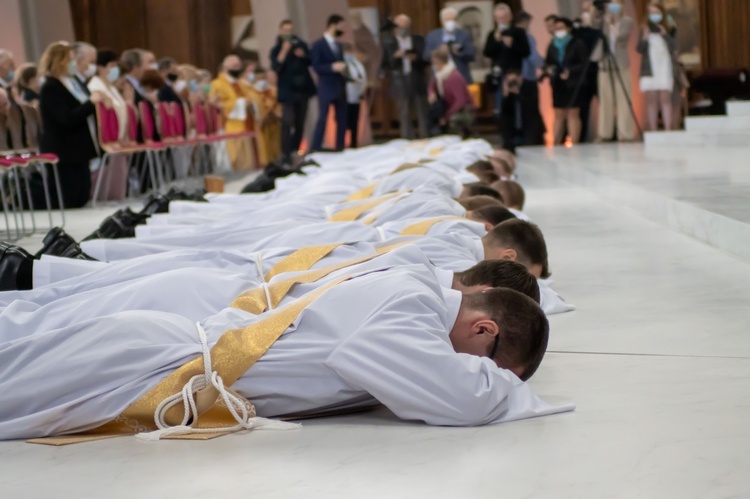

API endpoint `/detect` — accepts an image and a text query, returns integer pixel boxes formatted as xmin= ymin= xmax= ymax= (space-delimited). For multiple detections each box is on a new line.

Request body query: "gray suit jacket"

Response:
xmin=423 ymin=28 xmax=475 ymax=84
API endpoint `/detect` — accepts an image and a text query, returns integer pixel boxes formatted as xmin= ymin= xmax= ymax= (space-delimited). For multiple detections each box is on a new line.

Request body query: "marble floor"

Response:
xmin=2 ymin=149 xmax=750 ymax=498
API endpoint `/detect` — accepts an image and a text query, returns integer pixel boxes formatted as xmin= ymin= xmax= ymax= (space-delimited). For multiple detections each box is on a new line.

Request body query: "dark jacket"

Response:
xmin=424 ymin=28 xmax=476 ymax=83
xmin=270 ymin=36 xmax=317 ymax=104
xmin=39 ymin=76 xmax=97 ymax=164
xmin=158 ymin=84 xmax=182 ymax=104
xmin=124 ymin=78 xmax=161 ymax=143
xmin=545 ymin=38 xmax=590 ymax=88
xmin=381 ymin=31 xmax=429 ymax=97
xmin=310 ymin=36 xmax=346 ymax=103
xmin=483 ymin=26 xmax=531 ymax=73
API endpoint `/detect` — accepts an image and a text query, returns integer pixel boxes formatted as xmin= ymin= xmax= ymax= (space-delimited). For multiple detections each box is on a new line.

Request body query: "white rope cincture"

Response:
xmin=135 ymin=322 xmax=300 ymax=441
xmin=254 ymin=252 xmax=266 ymax=282
xmin=261 ymin=282 xmax=274 ymax=311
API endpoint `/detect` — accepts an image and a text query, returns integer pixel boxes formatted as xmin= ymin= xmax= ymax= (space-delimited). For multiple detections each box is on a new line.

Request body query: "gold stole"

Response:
xmin=345 ymin=183 xmax=378 ymax=202
xmin=232 ymin=241 xmax=409 ymax=315
xmin=398 ymin=216 xmax=466 ymax=236
xmin=31 ymin=277 xmax=348 ymax=446
xmin=264 ymin=243 xmax=344 ymax=282
xmin=327 ymin=193 xmax=400 ymax=223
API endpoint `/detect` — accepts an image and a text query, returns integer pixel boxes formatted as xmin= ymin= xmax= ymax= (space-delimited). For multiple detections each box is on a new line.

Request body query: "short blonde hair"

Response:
xmin=39 ymin=41 xmax=73 ymax=78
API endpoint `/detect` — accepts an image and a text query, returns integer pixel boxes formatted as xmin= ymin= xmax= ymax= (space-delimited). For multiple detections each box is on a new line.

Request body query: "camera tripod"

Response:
xmin=567 ymin=28 xmax=643 ymax=140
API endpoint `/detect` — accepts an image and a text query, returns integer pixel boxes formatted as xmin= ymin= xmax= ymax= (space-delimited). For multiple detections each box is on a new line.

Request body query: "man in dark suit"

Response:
xmin=310 ymin=14 xmax=348 ymax=152
xmin=157 ymin=56 xmax=183 ymax=104
xmin=120 ymin=48 xmax=160 ymax=143
xmin=72 ymin=42 xmax=96 ymax=96
xmin=382 ymin=14 xmax=430 ymax=139
xmin=424 ymin=7 xmax=476 ymax=84
xmin=271 ymin=19 xmax=316 ymax=163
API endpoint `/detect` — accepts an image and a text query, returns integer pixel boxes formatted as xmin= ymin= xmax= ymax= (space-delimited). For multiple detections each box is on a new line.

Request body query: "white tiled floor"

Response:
xmin=2 ymin=149 xmax=750 ymax=497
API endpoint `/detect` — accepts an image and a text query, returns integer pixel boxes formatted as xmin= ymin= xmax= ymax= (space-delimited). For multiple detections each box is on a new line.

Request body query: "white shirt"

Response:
xmin=344 ymin=54 xmax=367 ymax=104
xmin=324 ymin=33 xmax=339 ymax=57
xmin=395 ymin=34 xmax=413 ymax=74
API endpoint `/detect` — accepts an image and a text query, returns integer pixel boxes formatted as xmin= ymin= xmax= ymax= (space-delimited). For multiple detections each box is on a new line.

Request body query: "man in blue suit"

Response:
xmin=310 ymin=14 xmax=348 ymax=151
xmin=424 ymin=7 xmax=476 ymax=84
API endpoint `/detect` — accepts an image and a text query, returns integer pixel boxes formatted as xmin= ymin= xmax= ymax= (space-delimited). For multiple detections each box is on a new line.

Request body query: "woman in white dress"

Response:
xmin=637 ymin=4 xmax=678 ymax=131
xmin=88 ymin=49 xmax=129 ymax=200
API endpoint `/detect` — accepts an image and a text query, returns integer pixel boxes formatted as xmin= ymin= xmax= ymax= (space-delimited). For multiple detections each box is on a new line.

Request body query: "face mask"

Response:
xmin=166 ymin=73 xmax=179 ymax=82
xmin=649 ymin=13 xmax=663 ymax=24
xmin=68 ymin=60 xmax=78 ymax=76
xmin=227 ymin=69 xmax=242 ymax=79
xmin=608 ymin=3 xmax=622 ymax=15
xmin=38 ymin=76 xmax=46 ymax=86
xmin=174 ymin=80 xmax=187 ymax=93
xmin=107 ymin=66 xmax=120 ymax=82
xmin=498 ymin=23 xmax=508 ymax=31
xmin=189 ymin=79 xmax=200 ymax=93
xmin=254 ymin=80 xmax=269 ymax=92
xmin=247 ymin=72 xmax=255 ymax=83
xmin=4 ymin=70 xmax=14 ymax=82
xmin=334 ymin=29 xmax=344 ymax=38
xmin=83 ymin=64 xmax=96 ymax=79
xmin=203 ymin=84 xmax=212 ymax=94
xmin=555 ymin=30 xmax=569 ymax=39
xmin=149 ymin=63 xmax=158 ymax=70
xmin=444 ymin=20 xmax=457 ymax=32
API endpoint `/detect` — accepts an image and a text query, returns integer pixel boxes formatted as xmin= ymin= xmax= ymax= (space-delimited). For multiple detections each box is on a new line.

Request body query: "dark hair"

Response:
xmin=471 ymin=205 xmax=517 ymax=227
xmin=431 ymin=46 xmax=450 ymax=64
xmin=460 ymin=195 xmax=503 ymax=210
xmin=466 ymin=160 xmax=494 ymax=173
xmin=457 ymin=260 xmax=540 ymax=303
xmin=140 ymin=69 xmax=166 ymax=90
xmin=485 ymin=219 xmax=549 ymax=276
xmin=463 ymin=183 xmax=504 ymax=202
xmin=544 ymin=14 xmax=558 ymax=23
xmin=157 ymin=56 xmax=177 ymax=72
xmin=464 ymin=288 xmax=549 ymax=380
xmin=327 ymin=14 xmax=345 ymax=27
xmin=492 ymin=180 xmax=525 ymax=210
xmin=490 ymin=157 xmax=513 ymax=177
xmin=17 ymin=65 xmax=38 ymax=88
xmin=556 ymin=17 xmax=573 ymax=29
xmin=280 ymin=19 xmax=293 ymax=28
xmin=96 ymin=49 xmax=118 ymax=67
xmin=120 ymin=49 xmax=142 ymax=73
xmin=516 ymin=11 xmax=532 ymax=23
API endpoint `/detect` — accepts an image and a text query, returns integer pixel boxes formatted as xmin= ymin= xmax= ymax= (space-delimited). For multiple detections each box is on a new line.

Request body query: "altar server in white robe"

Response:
xmin=0 ymin=264 xmax=573 ymax=439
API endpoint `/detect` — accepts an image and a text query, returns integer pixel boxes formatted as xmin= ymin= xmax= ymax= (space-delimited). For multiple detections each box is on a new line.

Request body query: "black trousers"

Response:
xmin=346 ymin=102 xmax=361 ymax=149
xmin=519 ymin=80 xmax=545 ymax=146
xmin=281 ymin=98 xmax=309 ymax=160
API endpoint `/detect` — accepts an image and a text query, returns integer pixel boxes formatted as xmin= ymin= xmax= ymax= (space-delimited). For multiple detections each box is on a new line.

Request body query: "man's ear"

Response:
xmin=483 ymin=221 xmax=494 ymax=232
xmin=474 ymin=318 xmax=499 ymax=339
xmin=498 ymin=248 xmax=517 ymax=261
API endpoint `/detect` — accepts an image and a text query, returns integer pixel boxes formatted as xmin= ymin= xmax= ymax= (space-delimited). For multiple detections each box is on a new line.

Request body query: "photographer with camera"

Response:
xmin=270 ymin=19 xmax=316 ymax=164
xmin=483 ymin=3 xmax=530 ymax=152
xmin=543 ymin=17 xmax=590 ymax=145
xmin=424 ymin=7 xmax=475 ymax=85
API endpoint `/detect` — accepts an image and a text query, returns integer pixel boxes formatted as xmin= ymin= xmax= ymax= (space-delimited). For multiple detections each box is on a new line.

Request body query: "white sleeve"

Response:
xmin=539 ymin=281 xmax=576 ymax=315
xmin=325 ymin=286 xmax=516 ymax=426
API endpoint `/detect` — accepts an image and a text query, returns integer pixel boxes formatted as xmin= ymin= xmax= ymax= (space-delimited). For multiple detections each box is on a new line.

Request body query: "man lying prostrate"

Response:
xmin=0 ymin=263 xmax=573 ymax=440
xmin=492 ymin=180 xmax=529 ymax=221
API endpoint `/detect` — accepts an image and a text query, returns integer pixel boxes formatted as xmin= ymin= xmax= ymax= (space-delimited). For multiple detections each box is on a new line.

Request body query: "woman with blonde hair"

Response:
xmin=36 ymin=41 xmax=106 ymax=208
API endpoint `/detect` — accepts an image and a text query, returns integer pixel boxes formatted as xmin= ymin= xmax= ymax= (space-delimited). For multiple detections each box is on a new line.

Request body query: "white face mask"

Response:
xmin=555 ymin=30 xmax=569 ymax=39
xmin=83 ymin=64 xmax=96 ymax=79
xmin=254 ymin=80 xmax=269 ymax=92
xmin=149 ymin=63 xmax=158 ymax=70
xmin=444 ymin=20 xmax=457 ymax=32
xmin=174 ymin=80 xmax=187 ymax=93
xmin=247 ymin=73 xmax=255 ymax=83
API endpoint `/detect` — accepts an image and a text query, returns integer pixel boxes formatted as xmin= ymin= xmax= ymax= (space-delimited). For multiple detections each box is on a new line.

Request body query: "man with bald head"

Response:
xmin=382 ymin=14 xmax=429 ymax=139
xmin=424 ymin=7 xmax=476 ymax=84
xmin=211 ymin=54 xmax=254 ymax=169
xmin=72 ymin=42 xmax=97 ymax=96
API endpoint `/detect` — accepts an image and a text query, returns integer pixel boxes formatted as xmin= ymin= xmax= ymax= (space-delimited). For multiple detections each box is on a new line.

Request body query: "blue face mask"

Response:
xmin=4 ymin=70 xmax=14 ymax=83
xmin=608 ymin=3 xmax=622 ymax=15
xmin=649 ymin=13 xmax=663 ymax=24
xmin=107 ymin=65 xmax=120 ymax=82
xmin=67 ymin=60 xmax=78 ymax=76
xmin=188 ymin=80 xmax=200 ymax=93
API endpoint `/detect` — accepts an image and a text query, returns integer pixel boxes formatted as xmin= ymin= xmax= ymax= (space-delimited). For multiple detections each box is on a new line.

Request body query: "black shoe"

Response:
xmin=82 ymin=208 xmax=147 ymax=241
xmin=140 ymin=194 xmax=171 ymax=216
xmin=35 ymin=228 xmax=98 ymax=261
xmin=241 ymin=173 xmax=276 ymax=194
xmin=296 ymin=158 xmax=320 ymax=168
xmin=0 ymin=242 xmax=34 ymax=291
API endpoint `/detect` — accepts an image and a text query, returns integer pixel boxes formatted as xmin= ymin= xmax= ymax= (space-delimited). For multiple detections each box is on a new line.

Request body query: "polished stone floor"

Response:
xmin=2 ymin=148 xmax=749 ymax=498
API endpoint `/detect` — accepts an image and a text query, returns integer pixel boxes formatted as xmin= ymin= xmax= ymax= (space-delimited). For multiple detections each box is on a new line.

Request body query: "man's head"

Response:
xmin=222 ymin=54 xmax=242 ymax=80
xmin=0 ymin=88 xmax=10 ymax=117
xmin=279 ymin=19 xmax=294 ymax=38
xmin=158 ymin=56 xmax=179 ymax=82
xmin=516 ymin=11 xmax=533 ymax=31
xmin=491 ymin=180 xmax=525 ymax=210
xmin=460 ymin=183 xmax=503 ymax=202
xmin=430 ymin=46 xmax=450 ymax=72
xmin=555 ymin=17 xmax=574 ymax=39
xmin=449 ymin=288 xmax=549 ymax=380
xmin=468 ymin=205 xmax=517 ymax=230
xmin=494 ymin=3 xmax=513 ymax=28
xmin=0 ymin=50 xmax=15 ymax=83
xmin=394 ymin=14 xmax=411 ymax=35
xmin=73 ymin=42 xmax=96 ymax=79
xmin=544 ymin=14 xmax=558 ymax=35
xmin=489 ymin=157 xmax=513 ymax=179
xmin=459 ymin=195 xmax=503 ymax=211
xmin=466 ymin=160 xmax=500 ymax=184
xmin=141 ymin=50 xmax=157 ymax=71
xmin=482 ymin=219 xmax=549 ymax=278
xmin=455 ymin=260 xmax=540 ymax=303
xmin=120 ymin=49 xmax=143 ymax=78
xmin=440 ymin=7 xmax=458 ymax=31
xmin=326 ymin=14 xmax=346 ymax=37
xmin=492 ymin=148 xmax=516 ymax=170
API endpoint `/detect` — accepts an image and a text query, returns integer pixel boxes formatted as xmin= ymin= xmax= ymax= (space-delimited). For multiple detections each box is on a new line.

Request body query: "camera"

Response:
xmin=592 ymin=0 xmax=611 ymax=11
